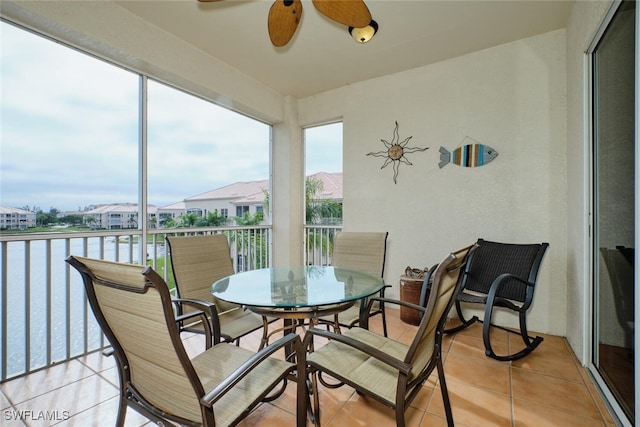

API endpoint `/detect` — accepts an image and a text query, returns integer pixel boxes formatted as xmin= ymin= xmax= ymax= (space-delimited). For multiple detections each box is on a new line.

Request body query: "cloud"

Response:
xmin=0 ymin=21 xmax=340 ymax=212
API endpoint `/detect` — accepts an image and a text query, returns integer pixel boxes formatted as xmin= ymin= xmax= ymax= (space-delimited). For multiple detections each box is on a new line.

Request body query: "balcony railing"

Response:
xmin=0 ymin=224 xmax=343 ymax=383
xmin=304 ymin=224 xmax=342 ymax=266
xmin=0 ymin=226 xmax=271 ymax=382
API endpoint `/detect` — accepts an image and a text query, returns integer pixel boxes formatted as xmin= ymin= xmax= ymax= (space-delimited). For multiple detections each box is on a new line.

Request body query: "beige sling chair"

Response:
xmin=316 ymin=231 xmax=390 ymax=336
xmin=166 ymin=234 xmax=273 ymax=347
xmin=66 ymin=255 xmax=306 ymax=427
xmin=304 ymin=244 xmax=476 ymax=427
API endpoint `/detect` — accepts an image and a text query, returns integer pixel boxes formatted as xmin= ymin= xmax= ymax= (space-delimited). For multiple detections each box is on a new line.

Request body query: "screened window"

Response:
xmin=1 ymin=21 xmax=138 ymax=220
xmin=1 ymin=21 xmax=271 ymax=232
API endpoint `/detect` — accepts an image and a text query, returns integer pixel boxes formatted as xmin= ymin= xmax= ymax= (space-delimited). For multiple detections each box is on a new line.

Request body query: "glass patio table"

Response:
xmin=211 ymin=265 xmax=386 ymax=347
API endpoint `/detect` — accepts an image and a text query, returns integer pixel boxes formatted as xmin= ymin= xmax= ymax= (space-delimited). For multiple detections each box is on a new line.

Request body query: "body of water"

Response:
xmin=0 ymin=237 xmax=163 ymax=378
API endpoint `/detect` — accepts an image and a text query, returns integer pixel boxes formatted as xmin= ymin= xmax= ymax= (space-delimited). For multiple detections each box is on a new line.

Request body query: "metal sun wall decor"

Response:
xmin=367 ymin=121 xmax=428 ymax=184
xmin=439 ymin=136 xmax=498 ymax=168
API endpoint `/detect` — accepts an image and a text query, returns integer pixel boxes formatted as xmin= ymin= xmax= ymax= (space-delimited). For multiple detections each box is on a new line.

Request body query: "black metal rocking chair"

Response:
xmin=444 ymin=238 xmax=549 ymax=361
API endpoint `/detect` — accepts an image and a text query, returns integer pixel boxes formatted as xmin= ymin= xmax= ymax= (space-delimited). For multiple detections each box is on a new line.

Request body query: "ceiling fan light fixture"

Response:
xmin=349 ymin=20 xmax=378 ymax=43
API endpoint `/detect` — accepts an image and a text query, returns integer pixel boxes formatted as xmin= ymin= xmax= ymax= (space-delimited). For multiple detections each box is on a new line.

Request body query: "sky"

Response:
xmin=0 ymin=21 xmax=342 ymax=212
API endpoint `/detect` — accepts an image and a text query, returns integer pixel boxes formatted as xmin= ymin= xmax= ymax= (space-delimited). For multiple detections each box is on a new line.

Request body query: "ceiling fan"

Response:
xmin=198 ymin=0 xmax=373 ymax=47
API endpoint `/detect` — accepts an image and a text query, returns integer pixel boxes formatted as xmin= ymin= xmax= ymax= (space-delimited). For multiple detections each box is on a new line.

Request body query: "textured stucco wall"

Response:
xmin=300 ymin=30 xmax=568 ymax=336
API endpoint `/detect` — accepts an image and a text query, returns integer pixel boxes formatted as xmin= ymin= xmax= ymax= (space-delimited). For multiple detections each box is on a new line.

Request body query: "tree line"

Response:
xmin=17 ymin=176 xmax=342 ymax=229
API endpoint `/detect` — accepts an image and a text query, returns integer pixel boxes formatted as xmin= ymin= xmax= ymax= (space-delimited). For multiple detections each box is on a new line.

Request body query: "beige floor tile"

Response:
xmin=511 ymin=352 xmax=582 ymax=383
xmin=508 ymin=332 xmax=569 ymax=361
xmin=449 ymin=333 xmax=510 ymax=361
xmin=382 ymin=325 xmax=415 ymax=342
xmin=238 ymin=402 xmax=299 ymax=426
xmin=75 ymin=350 xmax=116 ymax=374
xmin=312 ymin=379 xmax=356 ymax=426
xmin=409 ymin=377 xmax=437 ymax=411
xmin=533 ymin=333 xmax=572 ymax=357
xmin=419 ymin=411 xmax=456 ymax=427
xmin=52 ymin=395 xmax=150 ymax=427
xmin=441 ymin=333 xmax=455 ymax=354
xmin=0 ymin=410 xmax=27 ymax=427
xmin=0 ymin=308 xmax=619 ymax=427
xmin=513 ymin=398 xmax=608 ymax=427
xmin=427 ymin=379 xmax=512 ymax=427
xmin=1 ymin=389 xmax=14 ymax=411
xmin=511 ymin=368 xmax=602 ymax=421
xmin=268 ymin=377 xmax=303 ymax=415
xmin=329 ymin=393 xmax=424 ymax=427
xmin=12 ymin=375 xmax=119 ymax=427
xmin=448 ymin=321 xmax=510 ymax=345
xmin=1 ymin=360 xmax=96 ymax=405
xmin=96 ymin=366 xmax=119 ymax=388
xmin=396 ymin=327 xmax=419 ymax=346
xmin=444 ymin=350 xmax=510 ymax=395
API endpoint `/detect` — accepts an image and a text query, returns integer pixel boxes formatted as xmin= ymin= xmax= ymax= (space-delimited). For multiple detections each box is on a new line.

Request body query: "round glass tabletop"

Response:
xmin=211 ymin=265 xmax=385 ymax=308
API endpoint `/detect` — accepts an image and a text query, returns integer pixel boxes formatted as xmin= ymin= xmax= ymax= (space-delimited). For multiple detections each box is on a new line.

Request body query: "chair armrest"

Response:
xmin=172 ymin=297 xmax=223 ymax=346
xmin=200 ymin=333 xmax=305 ymax=407
xmin=366 ymin=296 xmax=426 ymax=316
xmin=379 ymin=284 xmax=392 ymax=295
xmin=486 ymin=273 xmax=534 ymax=310
xmin=303 ymin=327 xmax=411 ymax=375
xmin=172 ymin=297 xmax=219 ymax=314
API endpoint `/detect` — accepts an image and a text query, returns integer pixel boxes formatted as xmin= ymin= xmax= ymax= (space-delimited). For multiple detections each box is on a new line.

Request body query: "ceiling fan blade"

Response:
xmin=197 ymin=0 xmax=225 ymax=2
xmin=268 ymin=0 xmax=303 ymax=47
xmin=312 ymin=0 xmax=371 ymax=28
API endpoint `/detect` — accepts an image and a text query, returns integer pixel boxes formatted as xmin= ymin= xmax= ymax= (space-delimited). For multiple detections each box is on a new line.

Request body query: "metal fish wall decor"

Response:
xmin=439 ymin=141 xmax=498 ymax=169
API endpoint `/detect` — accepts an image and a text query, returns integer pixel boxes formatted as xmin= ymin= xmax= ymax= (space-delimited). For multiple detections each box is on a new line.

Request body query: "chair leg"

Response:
xmin=395 ymin=399 xmax=406 ymax=427
xmin=258 ymin=317 xmax=270 ymax=350
xmin=444 ymin=300 xmax=478 ymax=333
xmin=437 ymin=356 xmax=455 ymax=427
xmin=483 ymin=306 xmax=543 ymax=361
xmin=310 ymin=371 xmax=321 ymax=427
xmin=518 ymin=309 xmax=543 ymax=349
xmin=115 ymin=397 xmax=126 ymax=427
xmin=381 ymin=308 xmax=388 ymax=337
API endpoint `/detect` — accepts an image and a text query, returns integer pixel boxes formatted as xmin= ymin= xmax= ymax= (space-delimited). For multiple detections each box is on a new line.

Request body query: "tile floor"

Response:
xmin=0 ymin=309 xmax=617 ymax=426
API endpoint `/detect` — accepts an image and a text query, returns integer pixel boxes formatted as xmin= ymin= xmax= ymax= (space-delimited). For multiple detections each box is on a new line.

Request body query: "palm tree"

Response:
xmin=305 ymin=177 xmax=342 ymax=225
xmin=263 ymin=176 xmax=342 ymax=225
xmin=178 ymin=212 xmax=199 ymax=227
xmin=263 ymin=176 xmax=342 ymax=263
xmin=205 ymin=209 xmax=228 ymax=226
xmin=229 ymin=211 xmax=267 ymax=270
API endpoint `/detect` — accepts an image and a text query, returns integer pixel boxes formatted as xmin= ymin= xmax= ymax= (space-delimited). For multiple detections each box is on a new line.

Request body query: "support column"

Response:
xmin=271 ymin=96 xmax=304 ymax=266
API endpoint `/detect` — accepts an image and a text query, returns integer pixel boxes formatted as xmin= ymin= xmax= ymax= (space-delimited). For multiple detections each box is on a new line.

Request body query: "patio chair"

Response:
xmin=445 ymin=238 xmax=549 ymax=361
xmin=66 ymin=255 xmax=306 ymax=427
xmin=317 ymin=231 xmax=389 ymax=336
xmin=304 ymin=244 xmax=476 ymax=427
xmin=166 ymin=234 xmax=271 ymax=347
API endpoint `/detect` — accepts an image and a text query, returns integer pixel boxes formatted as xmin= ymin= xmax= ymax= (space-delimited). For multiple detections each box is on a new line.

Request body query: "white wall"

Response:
xmin=300 ymin=30 xmax=568 ymax=336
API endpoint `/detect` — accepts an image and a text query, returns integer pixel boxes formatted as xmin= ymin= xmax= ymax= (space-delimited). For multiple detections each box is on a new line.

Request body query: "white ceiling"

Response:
xmin=114 ymin=0 xmax=575 ymax=98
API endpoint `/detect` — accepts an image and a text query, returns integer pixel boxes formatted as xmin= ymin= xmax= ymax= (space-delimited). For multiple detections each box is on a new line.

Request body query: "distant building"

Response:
xmin=0 ymin=206 xmax=37 ymax=230
xmin=157 ymin=201 xmax=185 ymax=227
xmin=84 ymin=203 xmax=158 ymax=230
xmin=182 ymin=179 xmax=270 ymax=225
xmin=159 ymin=172 xmax=343 ymax=226
xmin=308 ymin=171 xmax=342 ymax=203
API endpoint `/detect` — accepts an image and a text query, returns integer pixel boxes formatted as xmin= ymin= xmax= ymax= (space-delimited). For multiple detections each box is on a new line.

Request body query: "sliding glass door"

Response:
xmin=591 ymin=1 xmax=636 ymax=424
